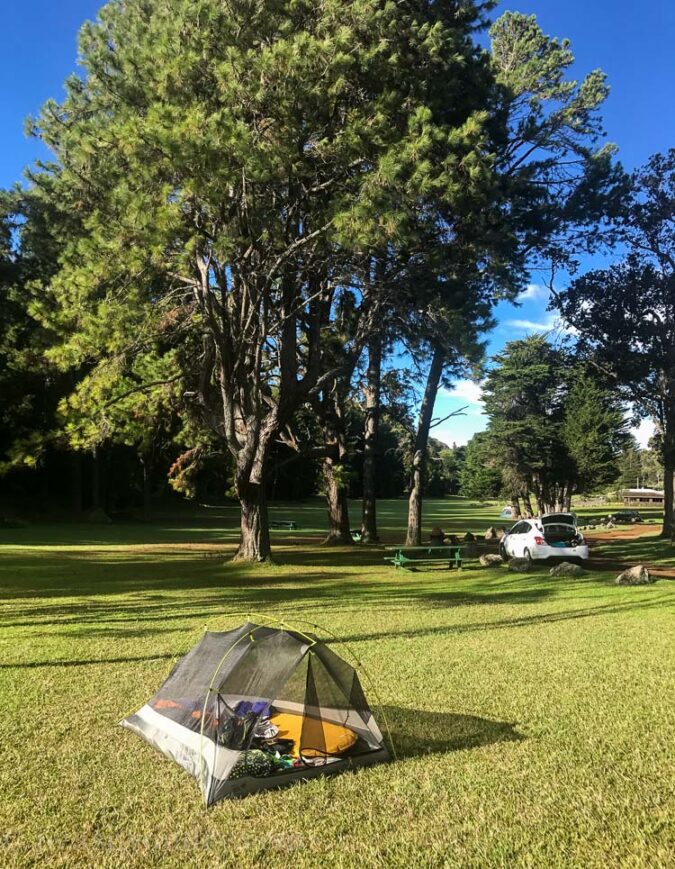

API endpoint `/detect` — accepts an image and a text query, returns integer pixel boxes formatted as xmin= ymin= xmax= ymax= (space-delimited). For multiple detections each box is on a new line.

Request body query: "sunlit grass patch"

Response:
xmin=1 ymin=498 xmax=673 ymax=866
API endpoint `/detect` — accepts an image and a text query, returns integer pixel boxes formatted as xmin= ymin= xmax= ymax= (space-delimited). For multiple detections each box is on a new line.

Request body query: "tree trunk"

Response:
xmin=660 ymin=421 xmax=675 ymax=537
xmin=361 ymin=332 xmax=382 ymax=543
xmin=406 ymin=344 xmax=445 ymax=546
xmin=532 ymin=478 xmax=546 ymax=516
xmin=70 ymin=452 xmax=83 ymax=515
xmin=322 ymin=393 xmax=353 ymax=545
xmin=323 ymin=456 xmax=352 ymax=544
xmin=140 ymin=455 xmax=152 ymax=521
xmin=663 ymin=463 xmax=674 ymax=538
xmin=523 ymin=492 xmax=534 ymax=517
xmin=235 ymin=479 xmax=271 ymax=562
xmin=510 ymin=495 xmax=521 ymax=519
xmin=91 ymin=447 xmax=101 ymax=510
xmin=539 ymin=478 xmax=554 ymax=514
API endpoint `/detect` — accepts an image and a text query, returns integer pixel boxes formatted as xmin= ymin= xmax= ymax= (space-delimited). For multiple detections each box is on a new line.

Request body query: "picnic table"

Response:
xmin=270 ymin=520 xmax=298 ymax=531
xmin=384 ymin=544 xmax=462 ymax=571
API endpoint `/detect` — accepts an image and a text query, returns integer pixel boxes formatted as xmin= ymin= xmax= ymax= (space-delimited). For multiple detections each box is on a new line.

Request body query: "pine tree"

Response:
xmin=459 ymin=432 xmax=502 ymax=501
xmin=27 ymin=0 xmax=500 ymax=560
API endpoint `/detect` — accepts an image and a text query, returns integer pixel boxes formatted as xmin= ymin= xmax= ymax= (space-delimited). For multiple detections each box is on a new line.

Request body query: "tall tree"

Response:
xmin=553 ymin=150 xmax=675 ymax=535
xmin=640 ymin=443 xmax=664 ymax=490
xmin=401 ymin=9 xmax=623 ymax=544
xmin=28 ymin=0 xmax=499 ymax=560
xmin=616 ymin=437 xmax=644 ymax=493
xmin=483 ymin=337 xmax=626 ymax=512
xmin=0 ymin=188 xmax=75 ymax=496
xmin=482 ymin=336 xmax=569 ymax=514
xmin=459 ymin=431 xmax=502 ymax=501
xmin=0 ymin=195 xmax=24 ymax=465
xmin=360 ymin=329 xmax=383 ymax=543
xmin=561 ymin=369 xmax=628 ymax=499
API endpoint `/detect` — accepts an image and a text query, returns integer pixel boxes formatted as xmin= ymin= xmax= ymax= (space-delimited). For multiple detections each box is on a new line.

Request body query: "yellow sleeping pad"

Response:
xmin=270 ymin=711 xmax=357 ymax=758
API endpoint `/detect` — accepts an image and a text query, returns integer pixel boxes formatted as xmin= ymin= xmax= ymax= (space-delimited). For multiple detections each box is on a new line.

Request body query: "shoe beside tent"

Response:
xmin=120 ymin=621 xmax=391 ymax=805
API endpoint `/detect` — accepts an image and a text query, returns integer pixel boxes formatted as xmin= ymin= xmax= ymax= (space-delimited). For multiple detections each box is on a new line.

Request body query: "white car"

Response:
xmin=500 ymin=513 xmax=589 ymax=563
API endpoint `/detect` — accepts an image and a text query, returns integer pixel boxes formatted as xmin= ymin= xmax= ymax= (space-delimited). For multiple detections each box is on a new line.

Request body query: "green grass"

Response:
xmin=1 ymin=498 xmax=674 ymax=867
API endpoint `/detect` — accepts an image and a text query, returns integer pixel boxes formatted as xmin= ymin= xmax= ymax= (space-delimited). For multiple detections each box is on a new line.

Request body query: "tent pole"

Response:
xmin=198 ymin=624 xmax=269 ymax=805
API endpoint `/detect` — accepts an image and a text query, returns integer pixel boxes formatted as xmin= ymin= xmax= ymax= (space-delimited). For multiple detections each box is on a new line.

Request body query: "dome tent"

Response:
xmin=120 ymin=619 xmax=392 ymax=805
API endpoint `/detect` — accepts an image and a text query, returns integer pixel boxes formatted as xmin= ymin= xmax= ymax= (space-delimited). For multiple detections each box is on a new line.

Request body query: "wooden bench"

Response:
xmin=270 ymin=520 xmax=298 ymax=531
xmin=384 ymin=544 xmax=462 ymax=571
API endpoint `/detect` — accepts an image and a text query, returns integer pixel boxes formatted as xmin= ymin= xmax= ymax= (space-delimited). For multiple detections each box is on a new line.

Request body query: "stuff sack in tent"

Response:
xmin=120 ymin=621 xmax=391 ymax=805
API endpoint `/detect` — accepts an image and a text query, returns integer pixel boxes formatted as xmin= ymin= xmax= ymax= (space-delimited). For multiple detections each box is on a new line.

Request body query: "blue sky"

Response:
xmin=1 ymin=1 xmax=674 ymax=447
xmin=436 ymin=0 xmax=675 ymax=449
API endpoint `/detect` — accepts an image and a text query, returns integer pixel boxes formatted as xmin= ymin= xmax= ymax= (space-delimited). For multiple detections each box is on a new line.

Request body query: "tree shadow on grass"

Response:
xmin=589 ymin=532 xmax=675 ymax=575
xmin=0 ymin=652 xmax=178 ymax=670
xmin=340 ymin=596 xmax=673 ymax=645
xmin=0 ymin=583 xmax=557 ymax=635
xmin=382 ymin=705 xmax=524 ymax=759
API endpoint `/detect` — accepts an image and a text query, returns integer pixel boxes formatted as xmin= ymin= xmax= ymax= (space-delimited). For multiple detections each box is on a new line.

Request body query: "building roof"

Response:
xmin=622 ymin=488 xmax=664 ymax=496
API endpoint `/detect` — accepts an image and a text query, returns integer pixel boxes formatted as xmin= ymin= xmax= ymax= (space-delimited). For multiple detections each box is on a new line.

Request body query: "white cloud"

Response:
xmin=442 ymin=379 xmax=484 ymax=406
xmin=633 ymin=418 xmax=656 ymax=449
xmin=506 ymin=313 xmax=576 ymax=335
xmin=516 ymin=283 xmax=549 ymax=302
xmin=507 ymin=313 xmax=557 ymax=331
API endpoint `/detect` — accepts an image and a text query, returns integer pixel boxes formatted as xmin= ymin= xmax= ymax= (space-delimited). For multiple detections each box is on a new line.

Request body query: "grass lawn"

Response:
xmin=1 ymin=497 xmax=674 ymax=867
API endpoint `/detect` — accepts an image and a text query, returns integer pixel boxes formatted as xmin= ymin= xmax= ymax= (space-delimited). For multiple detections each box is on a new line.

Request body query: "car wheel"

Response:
xmin=499 ymin=541 xmax=508 ymax=562
xmin=523 ymin=547 xmax=532 ymax=562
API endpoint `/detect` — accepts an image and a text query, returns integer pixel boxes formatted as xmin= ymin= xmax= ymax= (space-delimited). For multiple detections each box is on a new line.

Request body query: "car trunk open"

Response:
xmin=542 ymin=523 xmax=581 ymax=547
xmin=542 ymin=513 xmax=576 ymax=527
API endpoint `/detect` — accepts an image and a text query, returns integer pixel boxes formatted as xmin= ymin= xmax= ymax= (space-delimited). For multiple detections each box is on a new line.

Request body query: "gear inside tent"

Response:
xmin=120 ymin=621 xmax=392 ymax=804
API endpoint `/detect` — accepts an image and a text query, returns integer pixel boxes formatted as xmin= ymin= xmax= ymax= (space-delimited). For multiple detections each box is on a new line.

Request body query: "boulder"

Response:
xmin=463 ymin=532 xmax=476 ymax=542
xmin=484 ymin=526 xmax=500 ymax=541
xmin=549 ymin=562 xmax=585 ymax=578
xmin=479 ymin=553 xmax=503 ymax=567
xmin=508 ymin=557 xmax=532 ymax=572
xmin=615 ymin=565 xmax=655 ymax=586
xmin=606 ymin=522 xmax=616 ymax=529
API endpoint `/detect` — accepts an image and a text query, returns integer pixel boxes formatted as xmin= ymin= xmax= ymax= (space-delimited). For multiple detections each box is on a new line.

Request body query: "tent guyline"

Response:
xmin=120 ymin=619 xmax=391 ymax=804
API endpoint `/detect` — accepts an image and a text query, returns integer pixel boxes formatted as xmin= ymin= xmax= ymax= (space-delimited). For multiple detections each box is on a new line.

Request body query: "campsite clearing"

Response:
xmin=1 ymin=498 xmax=673 ymax=867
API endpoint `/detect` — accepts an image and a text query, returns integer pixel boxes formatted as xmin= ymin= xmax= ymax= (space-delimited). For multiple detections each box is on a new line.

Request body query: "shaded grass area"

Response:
xmin=1 ymin=498 xmax=674 ymax=867
xmin=592 ymin=530 xmax=675 ymax=568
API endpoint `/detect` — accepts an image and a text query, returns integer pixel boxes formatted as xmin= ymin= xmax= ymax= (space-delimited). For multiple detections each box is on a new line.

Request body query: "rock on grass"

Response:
xmin=615 ymin=564 xmax=655 ymax=585
xmin=550 ymin=562 xmax=586 ymax=577
xmin=479 ymin=554 xmax=503 ymax=567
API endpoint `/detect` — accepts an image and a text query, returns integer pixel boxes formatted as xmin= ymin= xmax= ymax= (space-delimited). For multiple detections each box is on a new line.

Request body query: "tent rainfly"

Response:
xmin=120 ymin=621 xmax=391 ymax=804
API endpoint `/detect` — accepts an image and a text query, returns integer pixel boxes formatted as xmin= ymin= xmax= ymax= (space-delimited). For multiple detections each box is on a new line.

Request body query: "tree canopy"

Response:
xmin=480 ymin=336 xmax=627 ymax=513
xmin=0 ymin=2 xmax=643 ymax=552
xmin=553 ymin=149 xmax=675 ymax=534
